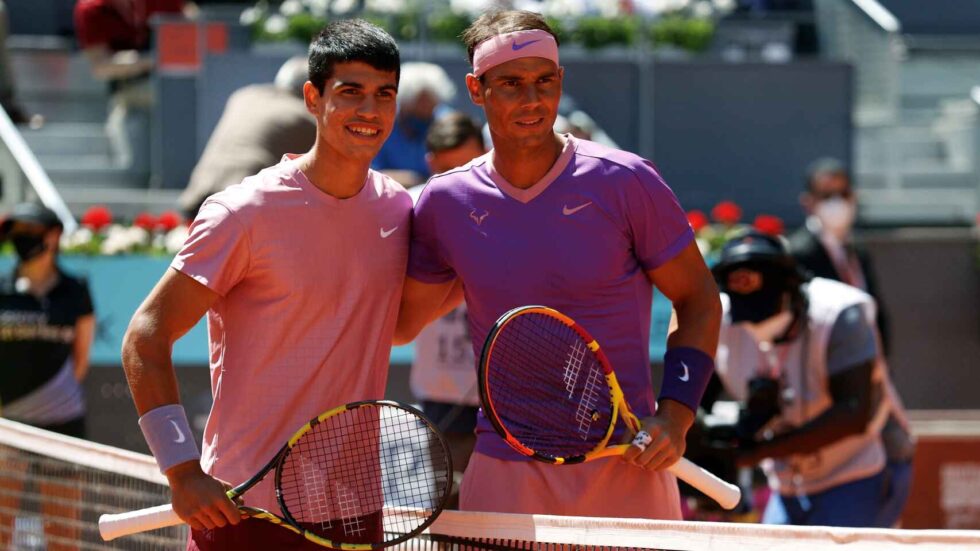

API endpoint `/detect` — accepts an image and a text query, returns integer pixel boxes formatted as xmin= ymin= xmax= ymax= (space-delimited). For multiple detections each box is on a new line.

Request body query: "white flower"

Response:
xmin=635 ymin=0 xmax=691 ymax=16
xmin=264 ymin=14 xmax=289 ymax=36
xmin=240 ymin=6 xmax=264 ymax=26
xmin=61 ymin=227 xmax=94 ymax=250
xmin=366 ymin=0 xmax=404 ymax=14
xmin=126 ymin=226 xmax=151 ymax=246
xmin=304 ymin=0 xmax=330 ymax=15
xmin=712 ymin=0 xmax=735 ymax=13
xmin=540 ymin=0 xmax=590 ymax=17
xmin=692 ymin=0 xmax=714 ymax=18
xmin=279 ymin=0 xmax=304 ymax=17
xmin=164 ymin=226 xmax=190 ymax=255
xmin=330 ymin=0 xmax=358 ymax=14
xmin=696 ymin=237 xmax=711 ymax=257
xmin=449 ymin=0 xmax=495 ymax=17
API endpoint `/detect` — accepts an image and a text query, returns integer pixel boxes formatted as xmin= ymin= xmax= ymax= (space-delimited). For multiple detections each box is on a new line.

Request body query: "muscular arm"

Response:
xmin=122 ymin=268 xmax=240 ymax=529
xmin=624 ymin=241 xmax=722 ymax=469
xmin=393 ymin=276 xmax=461 ymax=345
xmin=649 ymin=241 xmax=722 ymax=357
xmin=740 ymin=360 xmax=875 ymax=464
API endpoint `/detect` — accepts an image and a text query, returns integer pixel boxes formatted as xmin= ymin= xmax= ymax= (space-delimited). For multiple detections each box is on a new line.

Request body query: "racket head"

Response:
xmin=479 ymin=305 xmax=628 ymax=464
xmin=274 ymin=400 xmax=453 ymax=549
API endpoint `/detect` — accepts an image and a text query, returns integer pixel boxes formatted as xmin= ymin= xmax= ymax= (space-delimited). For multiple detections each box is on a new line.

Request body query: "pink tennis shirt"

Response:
xmin=171 ymin=154 xmax=411 ymax=514
xmin=409 ymin=135 xmax=694 ymax=460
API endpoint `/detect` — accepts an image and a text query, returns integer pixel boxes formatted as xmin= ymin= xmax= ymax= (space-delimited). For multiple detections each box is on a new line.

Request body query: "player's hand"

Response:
xmin=621 ymin=400 xmax=695 ymax=471
xmin=165 ymin=461 xmax=241 ymax=531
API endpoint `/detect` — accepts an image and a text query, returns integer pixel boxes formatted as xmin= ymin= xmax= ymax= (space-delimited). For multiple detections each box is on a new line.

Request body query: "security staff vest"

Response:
xmin=717 ymin=277 xmax=887 ymax=496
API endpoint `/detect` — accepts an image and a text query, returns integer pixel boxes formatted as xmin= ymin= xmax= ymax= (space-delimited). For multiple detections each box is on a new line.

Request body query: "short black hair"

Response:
xmin=308 ymin=19 xmax=400 ymax=94
xmin=461 ymin=10 xmax=559 ymax=67
xmin=804 ymin=157 xmax=850 ymax=193
xmin=425 ymin=113 xmax=485 ymax=153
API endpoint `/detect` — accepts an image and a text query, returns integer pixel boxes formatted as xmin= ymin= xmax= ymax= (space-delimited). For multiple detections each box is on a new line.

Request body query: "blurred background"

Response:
xmin=0 ymin=0 xmax=978 ymax=531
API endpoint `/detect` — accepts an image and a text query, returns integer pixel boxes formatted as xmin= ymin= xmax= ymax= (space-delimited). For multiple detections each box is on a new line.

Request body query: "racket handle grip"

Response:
xmin=669 ymin=458 xmax=742 ymax=510
xmin=99 ymin=503 xmax=182 ymax=541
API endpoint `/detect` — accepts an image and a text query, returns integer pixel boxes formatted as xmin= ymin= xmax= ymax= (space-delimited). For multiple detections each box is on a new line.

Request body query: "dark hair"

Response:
xmin=461 ymin=10 xmax=560 ymax=67
xmin=425 ymin=113 xmax=485 ymax=153
xmin=308 ymin=19 xmax=400 ymax=94
xmin=804 ymin=157 xmax=849 ymax=193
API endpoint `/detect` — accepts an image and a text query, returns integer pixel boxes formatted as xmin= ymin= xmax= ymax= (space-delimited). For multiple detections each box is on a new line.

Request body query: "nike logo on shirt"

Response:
xmin=169 ymin=420 xmax=186 ymax=443
xmin=563 ymin=202 xmax=593 ymax=216
xmin=679 ymin=362 xmax=690 ymax=382
xmin=511 ymin=39 xmax=541 ymax=50
xmin=380 ymin=227 xmax=398 ymax=238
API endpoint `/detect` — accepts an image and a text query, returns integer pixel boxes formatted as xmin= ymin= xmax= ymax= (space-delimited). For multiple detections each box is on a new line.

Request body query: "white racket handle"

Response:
xmin=669 ymin=458 xmax=742 ymax=510
xmin=99 ymin=503 xmax=182 ymax=541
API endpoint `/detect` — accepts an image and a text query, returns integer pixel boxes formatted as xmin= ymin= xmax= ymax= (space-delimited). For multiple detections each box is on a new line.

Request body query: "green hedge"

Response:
xmin=251 ymin=11 xmax=715 ymax=53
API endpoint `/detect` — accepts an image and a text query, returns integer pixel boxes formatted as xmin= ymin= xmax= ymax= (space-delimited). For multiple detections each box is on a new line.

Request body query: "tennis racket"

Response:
xmin=479 ymin=305 xmax=741 ymax=510
xmin=99 ymin=400 xmax=453 ymax=548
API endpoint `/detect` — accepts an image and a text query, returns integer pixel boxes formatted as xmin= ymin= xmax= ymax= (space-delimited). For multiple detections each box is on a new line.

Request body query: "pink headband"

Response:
xmin=472 ymin=29 xmax=559 ymax=77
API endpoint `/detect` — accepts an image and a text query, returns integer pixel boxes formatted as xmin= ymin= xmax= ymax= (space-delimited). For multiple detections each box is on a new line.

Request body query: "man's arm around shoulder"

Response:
xmin=394 ymin=277 xmax=462 ymax=345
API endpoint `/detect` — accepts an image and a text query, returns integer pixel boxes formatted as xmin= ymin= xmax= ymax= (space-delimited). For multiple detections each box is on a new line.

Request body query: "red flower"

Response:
xmin=687 ymin=210 xmax=709 ymax=232
xmin=81 ymin=205 xmax=113 ymax=231
xmin=711 ymin=201 xmax=742 ymax=225
xmin=156 ymin=211 xmax=183 ymax=232
xmin=133 ymin=212 xmax=156 ymax=231
xmin=753 ymin=214 xmax=785 ymax=236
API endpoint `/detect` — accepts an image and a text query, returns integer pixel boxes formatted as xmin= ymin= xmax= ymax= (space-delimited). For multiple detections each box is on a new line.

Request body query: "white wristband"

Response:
xmin=138 ymin=404 xmax=201 ymax=474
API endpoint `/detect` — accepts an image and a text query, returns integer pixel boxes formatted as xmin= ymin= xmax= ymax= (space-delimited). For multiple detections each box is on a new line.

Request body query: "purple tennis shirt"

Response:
xmin=408 ymin=135 xmax=694 ymax=460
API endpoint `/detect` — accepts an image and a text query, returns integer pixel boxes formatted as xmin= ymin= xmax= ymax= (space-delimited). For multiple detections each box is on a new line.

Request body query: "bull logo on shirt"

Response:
xmin=469 ymin=208 xmax=489 ymax=226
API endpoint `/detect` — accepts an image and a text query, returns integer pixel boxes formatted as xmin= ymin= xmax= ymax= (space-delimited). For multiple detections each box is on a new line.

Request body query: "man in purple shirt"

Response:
xmin=395 ymin=10 xmax=721 ymax=519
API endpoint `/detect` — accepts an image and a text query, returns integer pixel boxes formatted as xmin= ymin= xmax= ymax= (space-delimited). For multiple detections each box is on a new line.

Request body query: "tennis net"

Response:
xmin=0 ymin=418 xmax=186 ymax=550
xmin=3 ymin=417 xmax=980 ymax=551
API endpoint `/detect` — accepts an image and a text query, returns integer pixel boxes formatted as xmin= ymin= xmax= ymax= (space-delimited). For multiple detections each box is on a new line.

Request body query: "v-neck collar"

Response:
xmin=486 ymin=134 xmax=576 ymax=204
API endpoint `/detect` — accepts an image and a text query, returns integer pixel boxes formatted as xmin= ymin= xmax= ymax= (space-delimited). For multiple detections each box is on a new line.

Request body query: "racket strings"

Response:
xmin=278 ymin=404 xmax=451 ymax=545
xmin=487 ymin=313 xmax=615 ymax=459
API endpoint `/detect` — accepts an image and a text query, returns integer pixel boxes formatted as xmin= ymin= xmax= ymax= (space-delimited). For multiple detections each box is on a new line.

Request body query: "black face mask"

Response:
xmin=12 ymin=234 xmax=48 ymax=262
xmin=728 ymin=286 xmax=785 ymax=323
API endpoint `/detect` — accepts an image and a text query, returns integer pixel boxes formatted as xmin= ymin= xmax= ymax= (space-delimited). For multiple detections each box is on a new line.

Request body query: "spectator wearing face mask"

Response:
xmin=787 ymin=158 xmax=889 ymax=349
xmin=788 ymin=159 xmax=914 ymax=527
xmin=0 ymin=203 xmax=95 ymax=437
xmin=371 ymin=62 xmax=456 ymax=187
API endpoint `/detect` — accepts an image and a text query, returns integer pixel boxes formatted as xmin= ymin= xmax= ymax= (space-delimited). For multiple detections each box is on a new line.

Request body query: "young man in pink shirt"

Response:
xmin=396 ymin=10 xmax=721 ymax=519
xmin=121 ymin=20 xmax=410 ymax=550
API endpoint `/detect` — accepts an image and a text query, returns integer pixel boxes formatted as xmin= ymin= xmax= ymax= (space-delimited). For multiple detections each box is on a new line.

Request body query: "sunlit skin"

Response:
xmin=426 ymin=137 xmax=487 ymax=175
xmin=298 ymin=61 xmax=399 ymax=199
xmin=801 ymin=172 xmax=855 ymax=215
xmin=466 ymin=57 xmax=564 ymax=189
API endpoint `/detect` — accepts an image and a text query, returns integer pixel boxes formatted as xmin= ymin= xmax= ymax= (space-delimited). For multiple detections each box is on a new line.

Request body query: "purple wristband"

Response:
xmin=659 ymin=347 xmax=714 ymax=413
xmin=138 ymin=404 xmax=201 ymax=474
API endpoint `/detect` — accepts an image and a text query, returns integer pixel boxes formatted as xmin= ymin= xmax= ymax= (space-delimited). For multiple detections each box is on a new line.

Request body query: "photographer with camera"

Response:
xmin=709 ymin=230 xmax=902 ymax=527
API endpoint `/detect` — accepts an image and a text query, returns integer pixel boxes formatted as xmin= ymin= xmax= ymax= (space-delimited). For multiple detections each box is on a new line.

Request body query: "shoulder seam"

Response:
xmin=203 ymin=198 xmax=254 ymax=277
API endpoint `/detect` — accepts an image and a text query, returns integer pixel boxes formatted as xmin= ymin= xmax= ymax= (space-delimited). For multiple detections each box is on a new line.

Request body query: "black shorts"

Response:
xmin=420 ymin=401 xmax=478 ymax=435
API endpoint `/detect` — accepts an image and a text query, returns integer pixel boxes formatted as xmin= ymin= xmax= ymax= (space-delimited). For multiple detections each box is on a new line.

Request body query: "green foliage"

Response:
xmin=286 ymin=13 xmax=328 ymax=44
xmin=245 ymin=6 xmax=715 ymax=54
xmin=572 ymin=16 xmax=639 ymax=50
xmin=427 ymin=10 xmax=471 ymax=44
xmin=544 ymin=17 xmax=567 ymax=45
xmin=649 ymin=16 xmax=714 ymax=52
xmin=390 ymin=10 xmax=421 ymax=42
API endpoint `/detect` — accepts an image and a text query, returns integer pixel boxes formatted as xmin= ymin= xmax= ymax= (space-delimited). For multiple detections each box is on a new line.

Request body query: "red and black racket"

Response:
xmin=479 ymin=305 xmax=741 ymax=510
